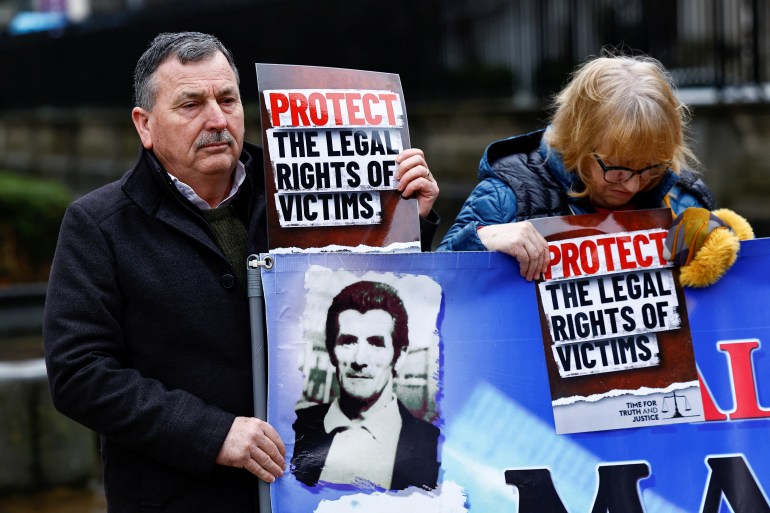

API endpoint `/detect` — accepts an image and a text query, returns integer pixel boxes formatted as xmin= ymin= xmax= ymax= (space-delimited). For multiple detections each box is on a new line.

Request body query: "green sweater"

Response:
xmin=202 ymin=205 xmax=248 ymax=289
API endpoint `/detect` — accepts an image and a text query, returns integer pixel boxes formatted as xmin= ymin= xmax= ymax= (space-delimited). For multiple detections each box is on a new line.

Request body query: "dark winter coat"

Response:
xmin=44 ymin=143 xmax=270 ymax=511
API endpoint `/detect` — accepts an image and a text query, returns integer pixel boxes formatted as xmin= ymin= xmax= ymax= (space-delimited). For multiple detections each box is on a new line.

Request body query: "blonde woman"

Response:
xmin=439 ymin=53 xmax=752 ymax=286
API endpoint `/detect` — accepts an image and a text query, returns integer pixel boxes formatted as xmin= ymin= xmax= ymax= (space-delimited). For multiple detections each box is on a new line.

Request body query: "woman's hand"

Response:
xmin=478 ymin=221 xmax=550 ymax=281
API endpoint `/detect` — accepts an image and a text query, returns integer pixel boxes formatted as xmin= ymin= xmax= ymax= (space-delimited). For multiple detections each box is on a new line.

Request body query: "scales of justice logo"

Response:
xmin=662 ymin=389 xmax=698 ymax=419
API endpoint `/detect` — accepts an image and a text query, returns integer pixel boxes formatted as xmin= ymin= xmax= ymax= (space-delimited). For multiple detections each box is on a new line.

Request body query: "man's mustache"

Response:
xmin=195 ymin=130 xmax=234 ymax=149
xmin=345 ymin=372 xmax=373 ymax=379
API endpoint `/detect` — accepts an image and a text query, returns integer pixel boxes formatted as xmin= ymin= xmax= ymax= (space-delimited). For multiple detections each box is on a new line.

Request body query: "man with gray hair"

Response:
xmin=43 ymin=32 xmax=439 ymax=511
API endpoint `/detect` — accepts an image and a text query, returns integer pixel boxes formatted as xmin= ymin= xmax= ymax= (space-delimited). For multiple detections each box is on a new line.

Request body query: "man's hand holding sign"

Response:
xmin=395 ymin=147 xmax=438 ymax=219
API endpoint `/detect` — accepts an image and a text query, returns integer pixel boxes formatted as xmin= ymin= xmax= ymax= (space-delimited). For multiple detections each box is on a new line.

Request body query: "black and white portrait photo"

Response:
xmin=290 ymin=268 xmax=441 ymax=490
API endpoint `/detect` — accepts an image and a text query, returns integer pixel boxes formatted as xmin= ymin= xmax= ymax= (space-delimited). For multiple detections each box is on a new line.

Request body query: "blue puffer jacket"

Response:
xmin=438 ymin=129 xmax=714 ymax=251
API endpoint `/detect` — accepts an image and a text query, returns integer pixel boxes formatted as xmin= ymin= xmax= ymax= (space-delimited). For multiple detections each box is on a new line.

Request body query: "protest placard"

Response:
xmin=256 ymin=64 xmax=420 ymax=251
xmin=531 ymin=209 xmax=705 ymax=433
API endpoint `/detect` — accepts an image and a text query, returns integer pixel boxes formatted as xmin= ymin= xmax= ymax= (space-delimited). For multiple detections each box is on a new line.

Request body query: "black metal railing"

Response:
xmin=0 ymin=0 xmax=767 ymax=110
xmin=437 ymin=0 xmax=769 ymax=104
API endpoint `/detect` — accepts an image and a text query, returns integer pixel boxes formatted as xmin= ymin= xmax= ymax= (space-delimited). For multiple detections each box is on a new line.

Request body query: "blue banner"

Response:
xmin=263 ymin=238 xmax=770 ymax=513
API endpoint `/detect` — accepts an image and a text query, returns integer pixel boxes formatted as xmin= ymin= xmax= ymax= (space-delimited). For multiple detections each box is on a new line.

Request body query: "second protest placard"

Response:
xmin=531 ymin=208 xmax=705 ymax=434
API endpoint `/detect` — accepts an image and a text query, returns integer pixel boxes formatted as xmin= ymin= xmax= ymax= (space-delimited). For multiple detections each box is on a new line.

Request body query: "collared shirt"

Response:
xmin=167 ymin=161 xmax=246 ymax=210
xmin=319 ymin=395 xmax=402 ymax=488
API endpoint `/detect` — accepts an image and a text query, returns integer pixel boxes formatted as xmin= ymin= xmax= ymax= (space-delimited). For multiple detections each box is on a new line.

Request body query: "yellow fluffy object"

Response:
xmin=679 ymin=208 xmax=755 ymax=287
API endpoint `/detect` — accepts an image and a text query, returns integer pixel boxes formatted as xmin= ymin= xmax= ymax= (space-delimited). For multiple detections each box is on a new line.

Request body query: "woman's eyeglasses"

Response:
xmin=593 ymin=154 xmax=670 ymax=184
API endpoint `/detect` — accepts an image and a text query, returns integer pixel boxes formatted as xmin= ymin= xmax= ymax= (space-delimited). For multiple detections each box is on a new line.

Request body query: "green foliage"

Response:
xmin=0 ymin=172 xmax=72 ymax=284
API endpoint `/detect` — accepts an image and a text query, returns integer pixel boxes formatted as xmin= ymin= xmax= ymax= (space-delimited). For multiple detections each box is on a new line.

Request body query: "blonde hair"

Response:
xmin=544 ymin=53 xmax=698 ymax=198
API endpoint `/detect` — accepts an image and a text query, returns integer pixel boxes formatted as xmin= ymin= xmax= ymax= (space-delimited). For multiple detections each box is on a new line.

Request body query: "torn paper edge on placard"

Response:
xmin=268 ymin=241 xmax=421 ymax=254
xmin=552 ymin=380 xmax=701 ymax=406
xmin=313 ymin=481 xmax=468 ymax=513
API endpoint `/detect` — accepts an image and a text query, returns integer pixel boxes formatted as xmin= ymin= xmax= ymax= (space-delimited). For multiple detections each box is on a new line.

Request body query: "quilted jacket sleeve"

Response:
xmin=438 ymin=178 xmax=519 ymax=251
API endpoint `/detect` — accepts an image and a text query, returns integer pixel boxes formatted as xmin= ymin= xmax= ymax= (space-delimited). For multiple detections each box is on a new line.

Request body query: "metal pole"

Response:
xmin=247 ymin=253 xmax=274 ymax=513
